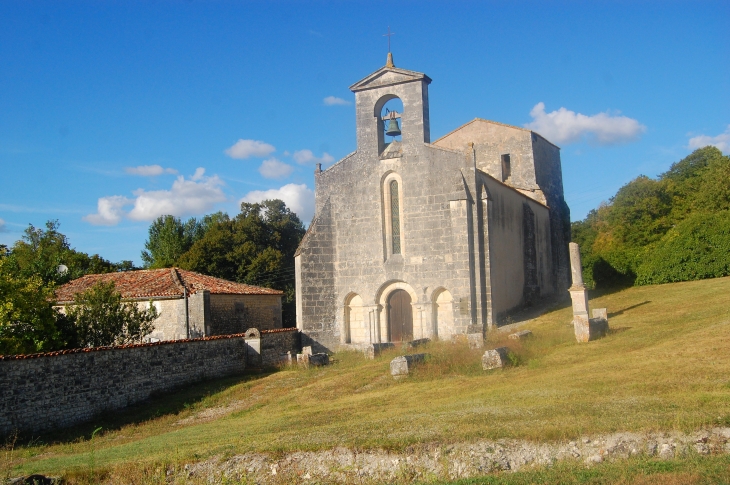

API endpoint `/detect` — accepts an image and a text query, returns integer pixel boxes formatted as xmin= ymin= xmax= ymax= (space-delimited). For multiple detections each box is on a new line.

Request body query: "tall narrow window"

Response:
xmin=390 ymin=180 xmax=401 ymax=254
xmin=501 ymin=154 xmax=511 ymax=182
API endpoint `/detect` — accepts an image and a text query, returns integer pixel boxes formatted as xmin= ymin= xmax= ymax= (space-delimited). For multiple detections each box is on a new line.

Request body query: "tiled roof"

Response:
xmin=55 ymin=268 xmax=283 ymax=302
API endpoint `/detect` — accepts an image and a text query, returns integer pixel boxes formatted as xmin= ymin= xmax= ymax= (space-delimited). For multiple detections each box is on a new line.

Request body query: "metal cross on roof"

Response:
xmin=383 ymin=26 xmax=395 ymax=53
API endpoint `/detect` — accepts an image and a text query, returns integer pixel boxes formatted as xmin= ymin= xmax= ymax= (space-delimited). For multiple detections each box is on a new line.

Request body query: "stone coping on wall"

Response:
xmin=0 ymin=327 xmax=300 ymax=361
xmin=260 ymin=327 xmax=298 ymax=334
xmin=0 ymin=333 xmax=248 ymax=361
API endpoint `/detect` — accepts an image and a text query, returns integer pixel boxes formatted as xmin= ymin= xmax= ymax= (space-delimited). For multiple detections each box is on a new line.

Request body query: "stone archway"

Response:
xmin=375 ymin=281 xmax=419 ymax=344
xmin=344 ymin=293 xmax=365 ymax=344
xmin=432 ymin=288 xmax=454 ymax=340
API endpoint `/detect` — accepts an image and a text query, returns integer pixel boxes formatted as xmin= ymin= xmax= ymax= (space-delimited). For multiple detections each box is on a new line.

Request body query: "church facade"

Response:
xmin=295 ymin=55 xmax=571 ymax=352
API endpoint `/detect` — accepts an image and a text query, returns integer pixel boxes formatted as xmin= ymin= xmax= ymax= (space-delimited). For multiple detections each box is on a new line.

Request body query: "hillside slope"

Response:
xmin=7 ymin=277 xmax=730 ymax=480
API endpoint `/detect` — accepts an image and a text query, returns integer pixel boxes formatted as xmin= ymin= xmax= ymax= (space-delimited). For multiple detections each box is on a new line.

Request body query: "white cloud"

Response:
xmin=292 ymin=149 xmax=335 ymax=165
xmin=324 ymin=96 xmax=351 ymax=106
xmin=224 ymin=139 xmax=276 ymax=159
xmin=83 ymin=195 xmax=132 ymax=226
xmin=241 ymin=183 xmax=315 ymax=223
xmin=124 ymin=165 xmax=178 ymax=176
xmin=688 ymin=125 xmax=730 ymax=154
xmin=84 ymin=169 xmax=227 ymax=225
xmin=259 ymin=158 xmax=294 ymax=179
xmin=524 ymin=102 xmax=646 ymax=145
xmin=0 ymin=218 xmax=6 ymax=232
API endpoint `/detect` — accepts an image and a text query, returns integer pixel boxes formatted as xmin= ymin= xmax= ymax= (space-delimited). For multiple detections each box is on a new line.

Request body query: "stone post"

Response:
xmin=568 ymin=242 xmax=590 ymax=342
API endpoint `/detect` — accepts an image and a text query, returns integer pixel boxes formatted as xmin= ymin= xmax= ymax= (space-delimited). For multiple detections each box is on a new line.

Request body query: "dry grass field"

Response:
xmin=3 ymin=276 xmax=730 ymax=484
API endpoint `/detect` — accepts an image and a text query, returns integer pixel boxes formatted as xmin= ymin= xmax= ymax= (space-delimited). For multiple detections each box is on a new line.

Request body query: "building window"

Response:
xmin=390 ymin=180 xmax=401 ymax=254
xmin=501 ymin=154 xmax=511 ymax=182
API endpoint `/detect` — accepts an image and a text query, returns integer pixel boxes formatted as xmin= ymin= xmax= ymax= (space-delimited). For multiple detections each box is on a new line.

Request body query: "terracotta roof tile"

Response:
xmin=55 ymin=268 xmax=283 ymax=302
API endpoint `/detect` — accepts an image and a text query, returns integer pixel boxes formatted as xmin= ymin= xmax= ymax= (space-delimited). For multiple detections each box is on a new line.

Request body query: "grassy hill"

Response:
xmin=4 ymin=277 xmax=730 ymax=484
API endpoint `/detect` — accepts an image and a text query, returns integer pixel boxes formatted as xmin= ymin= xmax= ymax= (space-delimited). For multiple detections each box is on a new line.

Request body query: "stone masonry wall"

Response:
xmin=260 ymin=328 xmax=300 ymax=366
xmin=209 ymin=294 xmax=282 ymax=335
xmin=296 ymin=199 xmax=338 ymax=353
xmin=0 ymin=335 xmax=247 ymax=436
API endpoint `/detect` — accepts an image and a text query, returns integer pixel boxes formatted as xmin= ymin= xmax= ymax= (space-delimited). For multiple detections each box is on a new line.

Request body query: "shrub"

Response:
xmin=636 ymin=211 xmax=730 ymax=285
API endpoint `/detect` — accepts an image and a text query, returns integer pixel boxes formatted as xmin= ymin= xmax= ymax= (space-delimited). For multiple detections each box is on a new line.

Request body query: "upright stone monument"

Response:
xmin=568 ymin=243 xmax=609 ymax=342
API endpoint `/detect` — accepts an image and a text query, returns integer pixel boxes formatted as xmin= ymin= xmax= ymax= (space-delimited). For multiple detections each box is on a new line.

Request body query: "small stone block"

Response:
xmin=302 ymin=346 xmax=313 ymax=356
xmin=574 ymin=315 xmax=609 ymax=342
xmin=390 ymin=353 xmax=428 ymax=378
xmin=508 ymin=330 xmax=533 ymax=340
xmin=308 ymin=353 xmax=329 ymax=366
xmin=365 ymin=342 xmax=395 ymax=359
xmin=296 ymin=353 xmax=308 ymax=365
xmin=404 ymin=338 xmax=430 ymax=349
xmin=592 ymin=308 xmax=608 ymax=320
xmin=482 ymin=347 xmax=510 ymax=370
xmin=467 ymin=333 xmax=484 ymax=349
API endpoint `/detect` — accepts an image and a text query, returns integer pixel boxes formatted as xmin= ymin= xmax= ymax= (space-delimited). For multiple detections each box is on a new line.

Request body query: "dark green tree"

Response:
xmin=67 ymin=281 xmax=157 ymax=347
xmin=178 ymin=200 xmax=305 ymax=327
xmin=6 ymin=220 xmax=129 ymax=287
xmin=141 ymin=213 xmax=225 ymax=268
xmin=0 ymin=258 xmax=60 ymax=355
xmin=572 ymin=146 xmax=730 ymax=289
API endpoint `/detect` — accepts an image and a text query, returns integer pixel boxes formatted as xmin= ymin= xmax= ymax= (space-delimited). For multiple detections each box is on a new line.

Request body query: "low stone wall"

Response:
xmin=0 ymin=335 xmax=248 ymax=436
xmin=260 ymin=328 xmax=300 ymax=366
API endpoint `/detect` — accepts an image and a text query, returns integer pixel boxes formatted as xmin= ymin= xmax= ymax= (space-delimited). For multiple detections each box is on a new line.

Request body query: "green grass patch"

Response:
xmin=3 ymin=276 xmax=730 ymax=481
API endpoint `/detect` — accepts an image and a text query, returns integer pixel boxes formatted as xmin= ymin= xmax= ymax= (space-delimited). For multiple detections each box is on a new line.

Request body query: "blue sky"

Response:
xmin=1 ymin=1 xmax=728 ymax=265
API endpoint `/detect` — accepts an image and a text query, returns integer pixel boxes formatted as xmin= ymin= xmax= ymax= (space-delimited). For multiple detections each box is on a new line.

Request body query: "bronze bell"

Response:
xmin=385 ymin=118 xmax=401 ymax=137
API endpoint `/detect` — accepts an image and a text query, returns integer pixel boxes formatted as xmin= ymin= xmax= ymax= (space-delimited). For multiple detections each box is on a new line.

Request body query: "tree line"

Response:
xmin=572 ymin=146 xmax=730 ymax=288
xmin=0 ymin=221 xmax=154 ymax=354
xmin=0 ymin=199 xmax=305 ymax=355
xmin=140 ymin=199 xmax=305 ymax=328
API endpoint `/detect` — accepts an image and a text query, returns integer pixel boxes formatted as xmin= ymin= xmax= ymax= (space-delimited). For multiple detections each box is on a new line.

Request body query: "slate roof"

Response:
xmin=55 ymin=268 xmax=283 ymax=303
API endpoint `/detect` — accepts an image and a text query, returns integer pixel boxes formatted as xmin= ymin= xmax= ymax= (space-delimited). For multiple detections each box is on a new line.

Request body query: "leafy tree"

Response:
xmin=67 ymin=281 xmax=157 ymax=347
xmin=572 ymin=146 xmax=730 ymax=288
xmin=0 ymin=258 xmax=60 ymax=355
xmin=636 ymin=211 xmax=730 ymax=285
xmin=6 ymin=220 xmax=130 ymax=287
xmin=141 ymin=213 xmax=225 ymax=268
xmin=178 ymin=200 xmax=305 ymax=327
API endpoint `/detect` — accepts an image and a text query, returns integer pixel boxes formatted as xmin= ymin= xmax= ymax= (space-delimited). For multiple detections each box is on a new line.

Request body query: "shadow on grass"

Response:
xmin=608 ymin=300 xmax=651 ymax=318
xmin=498 ymin=296 xmax=572 ymax=327
xmin=12 ymin=368 xmax=276 ymax=448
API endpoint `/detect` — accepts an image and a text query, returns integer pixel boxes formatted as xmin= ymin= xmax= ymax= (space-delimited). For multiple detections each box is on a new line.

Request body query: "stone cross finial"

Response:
xmin=383 ymin=26 xmax=395 ymax=52
xmin=384 ymin=27 xmax=395 ymax=68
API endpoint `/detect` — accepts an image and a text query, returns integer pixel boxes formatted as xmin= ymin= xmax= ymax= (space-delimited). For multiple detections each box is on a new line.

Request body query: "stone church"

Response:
xmin=295 ymin=54 xmax=571 ymax=352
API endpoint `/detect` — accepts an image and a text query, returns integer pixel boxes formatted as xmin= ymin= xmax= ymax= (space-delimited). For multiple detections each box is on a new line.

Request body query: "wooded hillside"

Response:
xmin=571 ymin=146 xmax=730 ymax=288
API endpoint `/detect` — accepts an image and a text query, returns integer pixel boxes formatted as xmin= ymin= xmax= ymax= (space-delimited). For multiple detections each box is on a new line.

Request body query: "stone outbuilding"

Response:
xmin=295 ymin=54 xmax=571 ymax=352
xmin=55 ymin=268 xmax=283 ymax=341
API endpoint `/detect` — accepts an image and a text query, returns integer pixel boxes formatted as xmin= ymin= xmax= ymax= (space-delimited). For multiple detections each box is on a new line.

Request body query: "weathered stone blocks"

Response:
xmin=467 ymin=333 xmax=484 ymax=349
xmin=364 ymin=342 xmax=395 ymax=359
xmin=390 ymin=353 xmax=428 ymax=379
xmin=308 ymin=353 xmax=330 ymax=366
xmin=482 ymin=347 xmax=510 ymax=370
xmin=568 ymin=243 xmax=609 ymax=342
xmin=508 ymin=330 xmax=532 ymax=340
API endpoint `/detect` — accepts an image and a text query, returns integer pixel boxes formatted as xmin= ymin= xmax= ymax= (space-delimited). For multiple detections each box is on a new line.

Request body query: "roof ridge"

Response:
xmin=170 ymin=267 xmax=188 ymax=293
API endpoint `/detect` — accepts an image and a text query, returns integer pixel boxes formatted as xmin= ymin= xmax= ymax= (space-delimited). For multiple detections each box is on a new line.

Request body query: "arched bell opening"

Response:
xmin=374 ymin=95 xmax=404 ymax=157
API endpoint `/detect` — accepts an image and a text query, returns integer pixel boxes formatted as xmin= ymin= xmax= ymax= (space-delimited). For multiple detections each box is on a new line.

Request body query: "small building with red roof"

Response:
xmin=56 ymin=268 xmax=284 ymax=341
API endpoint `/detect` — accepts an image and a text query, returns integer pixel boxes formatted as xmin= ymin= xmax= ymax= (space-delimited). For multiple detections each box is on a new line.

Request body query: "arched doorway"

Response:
xmin=388 ymin=289 xmax=413 ymax=342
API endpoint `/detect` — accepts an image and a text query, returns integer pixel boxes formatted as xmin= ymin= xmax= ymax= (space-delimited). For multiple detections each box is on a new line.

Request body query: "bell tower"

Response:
xmin=349 ymin=53 xmax=432 ymax=156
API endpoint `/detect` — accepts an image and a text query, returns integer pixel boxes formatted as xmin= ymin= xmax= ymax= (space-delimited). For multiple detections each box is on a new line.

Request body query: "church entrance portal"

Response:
xmin=387 ymin=289 xmax=413 ymax=342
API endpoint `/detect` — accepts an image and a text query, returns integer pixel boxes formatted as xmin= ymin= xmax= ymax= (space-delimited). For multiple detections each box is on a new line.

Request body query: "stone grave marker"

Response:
xmin=482 ymin=347 xmax=510 ymax=370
